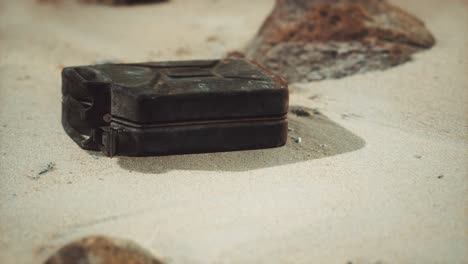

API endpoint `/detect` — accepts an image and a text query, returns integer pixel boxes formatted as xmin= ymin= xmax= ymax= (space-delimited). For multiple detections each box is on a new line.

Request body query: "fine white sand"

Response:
xmin=0 ymin=0 xmax=467 ymax=263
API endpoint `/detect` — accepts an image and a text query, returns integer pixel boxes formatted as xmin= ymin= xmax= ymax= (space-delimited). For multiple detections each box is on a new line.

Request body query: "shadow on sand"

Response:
xmin=113 ymin=106 xmax=365 ymax=174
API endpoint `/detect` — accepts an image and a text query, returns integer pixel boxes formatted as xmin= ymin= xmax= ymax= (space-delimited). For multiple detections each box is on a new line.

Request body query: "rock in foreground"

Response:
xmin=78 ymin=0 xmax=168 ymax=5
xmin=245 ymin=0 xmax=435 ymax=82
xmin=44 ymin=236 xmax=163 ymax=264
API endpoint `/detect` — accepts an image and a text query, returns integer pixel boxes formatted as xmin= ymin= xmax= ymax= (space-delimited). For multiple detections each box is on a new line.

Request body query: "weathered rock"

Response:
xmin=245 ymin=0 xmax=435 ymax=82
xmin=78 ymin=0 xmax=168 ymax=5
xmin=44 ymin=235 xmax=163 ymax=264
xmin=37 ymin=0 xmax=168 ymax=5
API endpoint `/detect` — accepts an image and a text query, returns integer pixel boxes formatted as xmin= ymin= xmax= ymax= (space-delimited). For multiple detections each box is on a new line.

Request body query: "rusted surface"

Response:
xmin=38 ymin=0 xmax=168 ymax=4
xmin=62 ymin=59 xmax=288 ymax=156
xmin=245 ymin=0 xmax=435 ymax=82
xmin=44 ymin=236 xmax=163 ymax=264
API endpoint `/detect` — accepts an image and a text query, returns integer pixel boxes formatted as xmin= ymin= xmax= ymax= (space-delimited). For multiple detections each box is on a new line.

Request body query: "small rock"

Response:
xmin=291 ymin=108 xmax=311 ymax=117
xmin=32 ymin=162 xmax=55 ymax=179
xmin=78 ymin=0 xmax=168 ymax=5
xmin=39 ymin=162 xmax=55 ymax=175
xmin=308 ymin=94 xmax=320 ymax=100
xmin=44 ymin=235 xmax=164 ymax=264
xmin=312 ymin=108 xmax=322 ymax=115
xmin=414 ymin=155 xmax=422 ymax=159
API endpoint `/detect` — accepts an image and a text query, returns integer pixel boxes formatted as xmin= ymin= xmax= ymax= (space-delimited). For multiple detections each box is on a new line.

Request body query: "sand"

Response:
xmin=0 ymin=0 xmax=467 ymax=263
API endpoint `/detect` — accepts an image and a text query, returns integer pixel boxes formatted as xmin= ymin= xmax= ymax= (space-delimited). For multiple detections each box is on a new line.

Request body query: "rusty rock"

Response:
xmin=44 ymin=235 xmax=163 ymax=264
xmin=78 ymin=0 xmax=168 ymax=5
xmin=245 ymin=0 xmax=435 ymax=82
